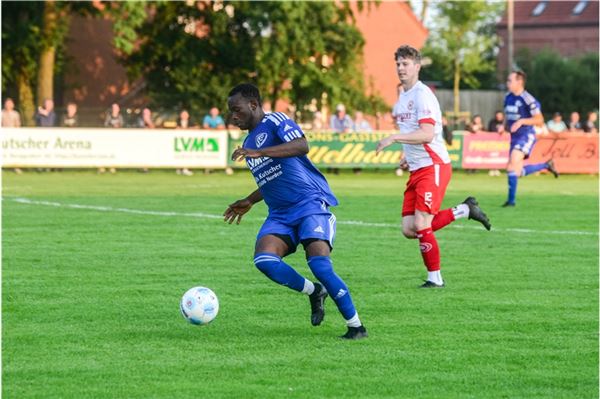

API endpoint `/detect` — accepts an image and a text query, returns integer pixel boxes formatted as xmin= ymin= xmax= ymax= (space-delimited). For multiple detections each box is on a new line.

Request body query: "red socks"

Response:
xmin=416 ymin=227 xmax=440 ymax=271
xmin=431 ymin=209 xmax=455 ymax=232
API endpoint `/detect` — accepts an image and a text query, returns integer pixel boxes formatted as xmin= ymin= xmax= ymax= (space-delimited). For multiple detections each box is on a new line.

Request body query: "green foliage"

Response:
xmin=420 ymin=1 xmax=504 ymax=89
xmin=516 ymin=49 xmax=599 ymax=117
xmin=123 ymin=1 xmax=386 ymax=119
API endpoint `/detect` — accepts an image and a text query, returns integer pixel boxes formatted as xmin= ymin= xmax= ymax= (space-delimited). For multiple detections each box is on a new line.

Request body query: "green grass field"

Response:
xmin=3 ymin=169 xmax=598 ymax=398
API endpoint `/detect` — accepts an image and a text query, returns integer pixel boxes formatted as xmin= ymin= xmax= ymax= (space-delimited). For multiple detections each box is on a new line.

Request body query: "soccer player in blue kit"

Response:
xmin=503 ymin=70 xmax=558 ymax=207
xmin=223 ymin=83 xmax=367 ymax=339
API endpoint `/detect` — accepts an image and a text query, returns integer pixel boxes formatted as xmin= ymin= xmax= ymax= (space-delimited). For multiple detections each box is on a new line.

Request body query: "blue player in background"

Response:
xmin=503 ymin=70 xmax=559 ymax=207
xmin=223 ymin=83 xmax=367 ymax=339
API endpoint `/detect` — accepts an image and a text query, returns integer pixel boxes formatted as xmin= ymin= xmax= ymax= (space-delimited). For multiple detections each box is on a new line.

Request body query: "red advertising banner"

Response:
xmin=528 ymin=134 xmax=599 ymax=174
xmin=460 ymin=132 xmax=598 ymax=173
xmin=461 ymin=132 xmax=509 ymax=169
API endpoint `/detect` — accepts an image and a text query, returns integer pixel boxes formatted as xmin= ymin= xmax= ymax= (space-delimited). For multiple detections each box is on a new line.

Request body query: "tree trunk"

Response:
xmin=17 ymin=72 xmax=35 ymax=127
xmin=37 ymin=0 xmax=59 ymax=106
xmin=453 ymin=55 xmax=460 ymax=118
xmin=420 ymin=0 xmax=429 ymax=23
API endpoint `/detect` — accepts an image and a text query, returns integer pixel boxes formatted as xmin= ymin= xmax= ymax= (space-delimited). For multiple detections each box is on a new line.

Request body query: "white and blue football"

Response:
xmin=180 ymin=286 xmax=219 ymax=325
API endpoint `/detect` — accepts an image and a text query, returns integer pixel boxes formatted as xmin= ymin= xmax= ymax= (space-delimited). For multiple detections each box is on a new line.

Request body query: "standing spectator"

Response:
xmin=487 ymin=111 xmax=505 ymax=134
xmin=583 ymin=111 xmax=598 ymax=134
xmin=3 ymin=98 xmax=23 ymax=174
xmin=203 ymin=107 xmax=232 ymax=175
xmin=35 ymin=99 xmax=56 ymax=127
xmin=546 ymin=112 xmax=567 ymax=133
xmin=137 ymin=107 xmax=155 ymax=129
xmin=467 ymin=114 xmax=484 ymax=133
xmin=2 ymin=97 xmax=21 ymax=127
xmin=104 ymin=103 xmax=124 ymax=128
xmin=202 ymin=107 xmax=225 ymax=129
xmin=329 ymin=104 xmax=353 ymax=133
xmin=485 ymin=111 xmax=504 ymax=177
xmin=353 ymin=111 xmax=372 ymax=132
xmin=311 ymin=111 xmax=324 ymax=130
xmin=137 ymin=107 xmax=155 ymax=173
xmin=568 ymin=111 xmax=582 ymax=132
xmin=176 ymin=109 xmax=194 ymax=176
xmin=62 ymin=102 xmax=78 ymax=127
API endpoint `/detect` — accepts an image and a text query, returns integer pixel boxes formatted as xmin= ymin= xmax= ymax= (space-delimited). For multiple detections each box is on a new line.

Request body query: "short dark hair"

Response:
xmin=394 ymin=45 xmax=421 ymax=63
xmin=512 ymin=70 xmax=527 ymax=83
xmin=228 ymin=83 xmax=262 ymax=105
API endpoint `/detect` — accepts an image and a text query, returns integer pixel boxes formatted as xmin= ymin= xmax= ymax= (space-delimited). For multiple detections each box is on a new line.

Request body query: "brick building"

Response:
xmin=496 ymin=0 xmax=599 ymax=74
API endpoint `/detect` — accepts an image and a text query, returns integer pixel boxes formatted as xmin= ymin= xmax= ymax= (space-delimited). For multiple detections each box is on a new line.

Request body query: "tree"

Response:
xmin=516 ymin=49 xmax=599 ymax=118
xmin=122 ymin=1 xmax=386 ymax=120
xmin=419 ymin=1 xmax=504 ymax=117
xmin=2 ymin=1 xmax=145 ymax=125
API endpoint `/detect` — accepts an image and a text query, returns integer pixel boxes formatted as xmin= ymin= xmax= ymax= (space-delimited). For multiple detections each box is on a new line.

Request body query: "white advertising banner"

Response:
xmin=1 ymin=128 xmax=229 ymax=168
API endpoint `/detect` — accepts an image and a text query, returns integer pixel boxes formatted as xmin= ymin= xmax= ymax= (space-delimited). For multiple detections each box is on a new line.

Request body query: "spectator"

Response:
xmin=583 ymin=111 xmax=598 ymax=134
xmin=353 ymin=111 xmax=372 ymax=132
xmin=311 ymin=111 xmax=324 ymax=130
xmin=104 ymin=103 xmax=124 ymax=128
xmin=176 ymin=109 xmax=194 ymax=176
xmin=35 ymin=99 xmax=56 ymax=127
xmin=546 ymin=112 xmax=567 ymax=133
xmin=330 ymin=104 xmax=353 ymax=133
xmin=136 ymin=107 xmax=155 ymax=173
xmin=2 ymin=97 xmax=21 ymax=127
xmin=137 ymin=107 xmax=155 ymax=129
xmin=487 ymin=110 xmax=505 ymax=134
xmin=62 ymin=102 xmax=78 ymax=127
xmin=467 ymin=114 xmax=484 ymax=133
xmin=441 ymin=115 xmax=453 ymax=146
xmin=3 ymin=98 xmax=23 ymax=174
xmin=568 ymin=111 xmax=582 ymax=132
xmin=203 ymin=107 xmax=225 ymax=129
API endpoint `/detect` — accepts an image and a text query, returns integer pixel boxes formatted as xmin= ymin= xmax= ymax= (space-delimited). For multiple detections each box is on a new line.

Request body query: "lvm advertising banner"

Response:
xmin=1 ymin=128 xmax=229 ymax=168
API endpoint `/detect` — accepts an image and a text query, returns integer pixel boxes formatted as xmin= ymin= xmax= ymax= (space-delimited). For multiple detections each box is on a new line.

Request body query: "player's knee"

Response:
xmin=253 ymin=253 xmax=280 ymax=276
xmin=402 ymin=226 xmax=417 ymax=239
xmin=307 ymin=256 xmax=334 ymax=281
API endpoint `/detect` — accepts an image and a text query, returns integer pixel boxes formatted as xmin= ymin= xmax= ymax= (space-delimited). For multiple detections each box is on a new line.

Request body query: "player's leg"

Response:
xmin=505 ymin=149 xmax=525 ymax=206
xmin=522 ymin=159 xmax=559 ymax=178
xmin=253 ymin=221 xmax=315 ymax=295
xmin=413 ymin=165 xmax=446 ymax=287
xmin=301 ymin=214 xmax=367 ymax=339
xmin=414 ymin=209 xmax=444 ymax=287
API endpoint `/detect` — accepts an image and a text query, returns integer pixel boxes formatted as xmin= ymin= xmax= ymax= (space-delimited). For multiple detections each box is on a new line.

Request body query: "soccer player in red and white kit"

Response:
xmin=376 ymin=45 xmax=491 ymax=288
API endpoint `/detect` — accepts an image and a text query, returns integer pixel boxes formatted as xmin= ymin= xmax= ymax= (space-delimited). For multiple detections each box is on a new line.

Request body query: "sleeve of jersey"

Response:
xmin=529 ymin=100 xmax=542 ymax=115
xmin=275 ymin=118 xmax=305 ymax=143
xmin=416 ymin=92 xmax=436 ymax=126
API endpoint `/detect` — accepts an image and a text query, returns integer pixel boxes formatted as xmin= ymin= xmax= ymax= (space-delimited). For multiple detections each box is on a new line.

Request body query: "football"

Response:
xmin=180 ymin=286 xmax=219 ymax=325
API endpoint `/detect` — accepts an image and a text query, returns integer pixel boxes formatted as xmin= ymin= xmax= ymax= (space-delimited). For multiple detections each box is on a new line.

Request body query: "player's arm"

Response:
xmin=376 ymin=123 xmax=434 ymax=154
xmin=223 ymin=189 xmax=263 ymax=225
xmin=509 ymin=113 xmax=544 ymax=133
xmin=231 ymin=137 xmax=308 ymax=160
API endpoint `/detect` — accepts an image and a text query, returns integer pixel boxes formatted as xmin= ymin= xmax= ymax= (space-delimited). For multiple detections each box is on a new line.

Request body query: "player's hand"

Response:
xmin=376 ymin=136 xmax=394 ymax=155
xmin=223 ymin=198 xmax=252 ymax=225
xmin=399 ymin=157 xmax=409 ymax=170
xmin=510 ymin=120 xmax=522 ymax=133
xmin=231 ymin=147 xmax=261 ymax=162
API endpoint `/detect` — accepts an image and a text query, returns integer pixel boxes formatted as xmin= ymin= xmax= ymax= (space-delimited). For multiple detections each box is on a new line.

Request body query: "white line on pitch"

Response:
xmin=6 ymin=197 xmax=598 ymax=236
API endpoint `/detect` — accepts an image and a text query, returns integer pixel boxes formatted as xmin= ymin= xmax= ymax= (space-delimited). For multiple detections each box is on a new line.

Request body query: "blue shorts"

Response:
xmin=510 ymin=134 xmax=536 ymax=159
xmin=257 ymin=212 xmax=336 ymax=255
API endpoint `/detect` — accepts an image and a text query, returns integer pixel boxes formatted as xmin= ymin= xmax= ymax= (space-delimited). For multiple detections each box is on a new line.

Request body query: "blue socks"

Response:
xmin=522 ymin=162 xmax=548 ymax=176
xmin=507 ymin=171 xmax=518 ymax=205
xmin=508 ymin=162 xmax=550 ymax=204
xmin=254 ymin=253 xmax=306 ymax=292
xmin=308 ymin=256 xmax=357 ymax=320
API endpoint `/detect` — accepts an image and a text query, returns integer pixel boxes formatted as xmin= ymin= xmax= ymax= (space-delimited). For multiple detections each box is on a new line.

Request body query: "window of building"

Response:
xmin=572 ymin=0 xmax=588 ymax=15
xmin=531 ymin=1 xmax=548 ymax=16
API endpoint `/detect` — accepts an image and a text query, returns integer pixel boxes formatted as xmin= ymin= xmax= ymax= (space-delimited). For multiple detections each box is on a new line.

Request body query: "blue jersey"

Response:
xmin=243 ymin=112 xmax=338 ymax=221
xmin=504 ymin=91 xmax=542 ymax=141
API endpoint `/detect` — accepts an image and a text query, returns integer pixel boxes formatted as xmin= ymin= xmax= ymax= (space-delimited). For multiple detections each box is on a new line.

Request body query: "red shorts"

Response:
xmin=402 ymin=163 xmax=452 ymax=217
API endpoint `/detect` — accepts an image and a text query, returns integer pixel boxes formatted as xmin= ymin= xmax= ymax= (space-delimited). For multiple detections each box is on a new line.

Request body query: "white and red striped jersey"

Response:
xmin=392 ymin=81 xmax=450 ymax=171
